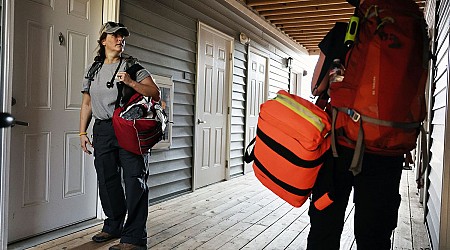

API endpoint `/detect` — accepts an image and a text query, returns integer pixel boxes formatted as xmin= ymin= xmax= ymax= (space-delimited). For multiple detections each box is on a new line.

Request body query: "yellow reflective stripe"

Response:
xmin=275 ymin=94 xmax=324 ymax=132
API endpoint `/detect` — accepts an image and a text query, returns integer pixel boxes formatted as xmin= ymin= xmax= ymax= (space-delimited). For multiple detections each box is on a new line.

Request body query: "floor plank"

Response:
xmin=25 ymin=171 xmax=430 ymax=250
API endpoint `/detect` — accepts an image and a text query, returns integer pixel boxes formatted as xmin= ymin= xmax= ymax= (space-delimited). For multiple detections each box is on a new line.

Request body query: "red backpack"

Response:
xmin=329 ymin=0 xmax=429 ymax=173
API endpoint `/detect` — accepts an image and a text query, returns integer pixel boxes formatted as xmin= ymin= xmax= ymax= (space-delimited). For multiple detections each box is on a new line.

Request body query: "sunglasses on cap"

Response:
xmin=101 ymin=22 xmax=130 ymax=37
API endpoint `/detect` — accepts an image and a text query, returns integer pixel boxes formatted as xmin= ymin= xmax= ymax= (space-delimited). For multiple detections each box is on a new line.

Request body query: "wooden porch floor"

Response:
xmin=27 ymin=170 xmax=430 ymax=250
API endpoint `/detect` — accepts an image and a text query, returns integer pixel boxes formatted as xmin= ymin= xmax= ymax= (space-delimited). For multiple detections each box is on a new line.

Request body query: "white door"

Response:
xmin=194 ymin=23 xmax=233 ymax=188
xmin=244 ymin=49 xmax=268 ymax=173
xmin=8 ymin=0 xmax=102 ymax=242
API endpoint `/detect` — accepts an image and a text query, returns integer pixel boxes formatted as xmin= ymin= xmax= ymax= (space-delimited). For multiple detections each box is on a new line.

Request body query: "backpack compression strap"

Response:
xmin=331 ymin=107 xmax=422 ymax=176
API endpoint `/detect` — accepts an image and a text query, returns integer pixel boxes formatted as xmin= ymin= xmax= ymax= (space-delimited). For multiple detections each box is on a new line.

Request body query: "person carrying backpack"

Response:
xmin=79 ymin=22 xmax=160 ymax=250
xmin=307 ymin=0 xmax=429 ymax=249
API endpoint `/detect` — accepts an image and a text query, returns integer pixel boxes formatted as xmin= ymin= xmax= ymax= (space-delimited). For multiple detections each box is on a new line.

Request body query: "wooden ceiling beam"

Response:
xmin=244 ymin=0 xmax=427 ymax=55
xmin=252 ymin=0 xmax=348 ymax=11
xmin=284 ymin=26 xmax=333 ymax=36
xmin=247 ymin=0 xmax=425 ymax=7
xmin=276 ymin=16 xmax=349 ymax=29
xmin=298 ymin=42 xmax=323 ymax=46
xmin=285 ymin=26 xmax=335 ymax=32
xmin=273 ymin=14 xmax=351 ymax=25
xmin=268 ymin=10 xmax=353 ymax=22
xmin=260 ymin=4 xmax=353 ymax=16
xmin=246 ymin=0 xmax=315 ymax=7
xmin=289 ymin=35 xmax=326 ymax=41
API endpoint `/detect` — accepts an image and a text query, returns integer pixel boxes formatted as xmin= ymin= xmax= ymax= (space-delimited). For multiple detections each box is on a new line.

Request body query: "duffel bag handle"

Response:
xmin=244 ymin=137 xmax=256 ymax=163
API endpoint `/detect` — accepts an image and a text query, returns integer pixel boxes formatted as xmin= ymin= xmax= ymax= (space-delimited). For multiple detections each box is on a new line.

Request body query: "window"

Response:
xmin=152 ymin=74 xmax=174 ymax=150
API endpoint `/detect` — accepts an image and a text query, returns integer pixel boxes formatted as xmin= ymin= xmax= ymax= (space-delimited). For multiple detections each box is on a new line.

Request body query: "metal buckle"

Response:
xmin=347 ymin=109 xmax=361 ymax=122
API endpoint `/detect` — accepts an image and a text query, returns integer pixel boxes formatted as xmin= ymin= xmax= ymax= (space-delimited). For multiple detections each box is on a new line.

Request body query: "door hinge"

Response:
xmin=230 ymin=52 xmax=233 ymax=61
xmin=226 ymin=159 xmax=229 ymax=168
xmin=228 ymin=107 xmax=231 ymax=115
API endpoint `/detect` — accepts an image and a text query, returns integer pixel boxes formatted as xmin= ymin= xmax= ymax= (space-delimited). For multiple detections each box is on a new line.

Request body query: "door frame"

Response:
xmin=0 ymin=0 xmax=15 ymax=248
xmin=192 ymin=22 xmax=234 ymax=191
xmin=243 ymin=46 xmax=269 ymax=174
xmin=0 ymin=1 xmax=115 ymax=247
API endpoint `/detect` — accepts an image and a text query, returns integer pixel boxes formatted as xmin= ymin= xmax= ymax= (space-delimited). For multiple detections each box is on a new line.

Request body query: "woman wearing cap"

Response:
xmin=79 ymin=22 xmax=160 ymax=250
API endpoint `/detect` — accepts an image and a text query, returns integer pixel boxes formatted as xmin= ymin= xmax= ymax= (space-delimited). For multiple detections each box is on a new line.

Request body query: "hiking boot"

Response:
xmin=91 ymin=231 xmax=119 ymax=243
xmin=109 ymin=243 xmax=147 ymax=250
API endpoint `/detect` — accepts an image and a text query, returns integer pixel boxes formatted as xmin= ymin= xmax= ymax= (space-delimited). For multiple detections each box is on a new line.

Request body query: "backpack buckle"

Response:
xmin=347 ymin=109 xmax=361 ymax=122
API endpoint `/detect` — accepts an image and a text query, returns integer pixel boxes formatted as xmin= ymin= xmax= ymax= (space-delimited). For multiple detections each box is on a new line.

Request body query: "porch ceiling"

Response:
xmin=239 ymin=0 xmax=426 ymax=54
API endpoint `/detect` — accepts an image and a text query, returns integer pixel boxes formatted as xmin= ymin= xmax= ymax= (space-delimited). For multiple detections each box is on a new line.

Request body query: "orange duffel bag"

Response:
xmin=244 ymin=90 xmax=333 ymax=210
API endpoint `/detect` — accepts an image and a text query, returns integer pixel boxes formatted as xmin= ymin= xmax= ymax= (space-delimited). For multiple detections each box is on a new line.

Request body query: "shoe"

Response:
xmin=109 ymin=243 xmax=147 ymax=250
xmin=403 ymin=165 xmax=412 ymax=170
xmin=91 ymin=231 xmax=119 ymax=243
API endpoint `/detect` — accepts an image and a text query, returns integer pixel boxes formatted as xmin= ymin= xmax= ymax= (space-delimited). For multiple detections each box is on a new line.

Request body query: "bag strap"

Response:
xmin=332 ymin=107 xmax=422 ymax=176
xmin=331 ymin=107 xmax=364 ymax=175
xmin=85 ymin=56 xmax=103 ymax=81
xmin=115 ymin=58 xmax=145 ymax=108
xmin=244 ymin=137 xmax=256 ymax=164
xmin=416 ymin=126 xmax=428 ymax=189
xmin=111 ymin=58 xmax=123 ymax=109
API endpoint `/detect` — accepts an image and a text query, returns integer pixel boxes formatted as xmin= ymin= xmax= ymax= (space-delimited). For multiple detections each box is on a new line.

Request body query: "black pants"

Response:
xmin=307 ymin=146 xmax=403 ymax=250
xmin=93 ymin=119 xmax=149 ymax=246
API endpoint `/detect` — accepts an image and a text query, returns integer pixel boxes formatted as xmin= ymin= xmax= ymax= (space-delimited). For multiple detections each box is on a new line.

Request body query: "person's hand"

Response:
xmin=80 ymin=135 xmax=93 ymax=155
xmin=116 ymin=72 xmax=132 ymax=86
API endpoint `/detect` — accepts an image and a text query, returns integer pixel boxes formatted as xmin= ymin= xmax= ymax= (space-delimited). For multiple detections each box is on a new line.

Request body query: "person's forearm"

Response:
xmin=127 ymin=79 xmax=160 ymax=100
xmin=80 ymin=102 xmax=92 ymax=133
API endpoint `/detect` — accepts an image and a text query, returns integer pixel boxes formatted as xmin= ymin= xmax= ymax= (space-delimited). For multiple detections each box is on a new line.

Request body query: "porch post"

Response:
xmin=103 ymin=0 xmax=120 ymax=22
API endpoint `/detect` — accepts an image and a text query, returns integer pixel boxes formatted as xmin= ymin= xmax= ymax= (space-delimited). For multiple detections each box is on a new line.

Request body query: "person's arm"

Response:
xmin=311 ymin=51 xmax=330 ymax=96
xmin=80 ymin=92 xmax=93 ymax=154
xmin=116 ymin=72 xmax=161 ymax=101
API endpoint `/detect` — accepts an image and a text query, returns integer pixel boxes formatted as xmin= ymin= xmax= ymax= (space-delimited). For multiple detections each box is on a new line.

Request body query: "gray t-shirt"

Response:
xmin=82 ymin=60 xmax=151 ymax=120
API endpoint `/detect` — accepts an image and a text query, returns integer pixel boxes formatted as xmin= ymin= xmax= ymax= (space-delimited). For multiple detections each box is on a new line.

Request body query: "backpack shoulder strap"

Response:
xmin=123 ymin=55 xmax=144 ymax=80
xmin=117 ymin=55 xmax=146 ymax=108
xmin=85 ymin=56 xmax=103 ymax=81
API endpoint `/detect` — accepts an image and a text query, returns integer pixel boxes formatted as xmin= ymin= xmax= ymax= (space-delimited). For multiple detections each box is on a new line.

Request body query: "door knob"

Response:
xmin=197 ymin=119 xmax=206 ymax=124
xmin=0 ymin=113 xmax=28 ymax=128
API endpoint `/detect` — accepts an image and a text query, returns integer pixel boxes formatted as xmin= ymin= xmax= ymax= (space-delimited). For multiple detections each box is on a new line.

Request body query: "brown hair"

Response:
xmin=95 ymin=32 xmax=108 ymax=61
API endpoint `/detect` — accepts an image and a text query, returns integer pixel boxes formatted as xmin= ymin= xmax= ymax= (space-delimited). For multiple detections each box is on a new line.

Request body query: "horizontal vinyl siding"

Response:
xmin=230 ymin=41 xmax=247 ymax=177
xmin=426 ymin=0 xmax=449 ymax=248
xmin=268 ymin=55 xmax=290 ymax=99
xmin=121 ymin=0 xmax=196 ymax=202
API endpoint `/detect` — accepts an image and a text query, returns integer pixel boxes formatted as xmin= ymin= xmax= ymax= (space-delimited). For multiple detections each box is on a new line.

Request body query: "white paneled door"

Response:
xmin=244 ymin=49 xmax=268 ymax=173
xmin=8 ymin=0 xmax=102 ymax=242
xmin=194 ymin=23 xmax=233 ymax=188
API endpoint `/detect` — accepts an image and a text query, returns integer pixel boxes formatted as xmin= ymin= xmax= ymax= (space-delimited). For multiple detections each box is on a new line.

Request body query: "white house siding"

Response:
xmin=120 ymin=0 xmax=309 ymax=201
xmin=425 ymin=0 xmax=450 ymax=249
xmin=268 ymin=54 xmax=291 ymax=99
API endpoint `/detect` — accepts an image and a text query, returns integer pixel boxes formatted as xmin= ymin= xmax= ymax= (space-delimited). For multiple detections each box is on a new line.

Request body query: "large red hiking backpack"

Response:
xmin=244 ymin=90 xmax=333 ymax=210
xmin=329 ymin=0 xmax=429 ymax=173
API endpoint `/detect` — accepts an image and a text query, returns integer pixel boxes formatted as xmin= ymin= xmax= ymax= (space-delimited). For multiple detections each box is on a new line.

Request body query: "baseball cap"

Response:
xmin=100 ymin=22 xmax=130 ymax=37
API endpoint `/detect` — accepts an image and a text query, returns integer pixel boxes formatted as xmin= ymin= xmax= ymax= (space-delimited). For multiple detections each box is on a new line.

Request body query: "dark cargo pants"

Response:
xmin=307 ymin=146 xmax=403 ymax=250
xmin=93 ymin=119 xmax=149 ymax=246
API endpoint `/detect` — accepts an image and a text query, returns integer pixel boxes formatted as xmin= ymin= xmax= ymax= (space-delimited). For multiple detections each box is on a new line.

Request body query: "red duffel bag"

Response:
xmin=112 ymin=92 xmax=167 ymax=155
